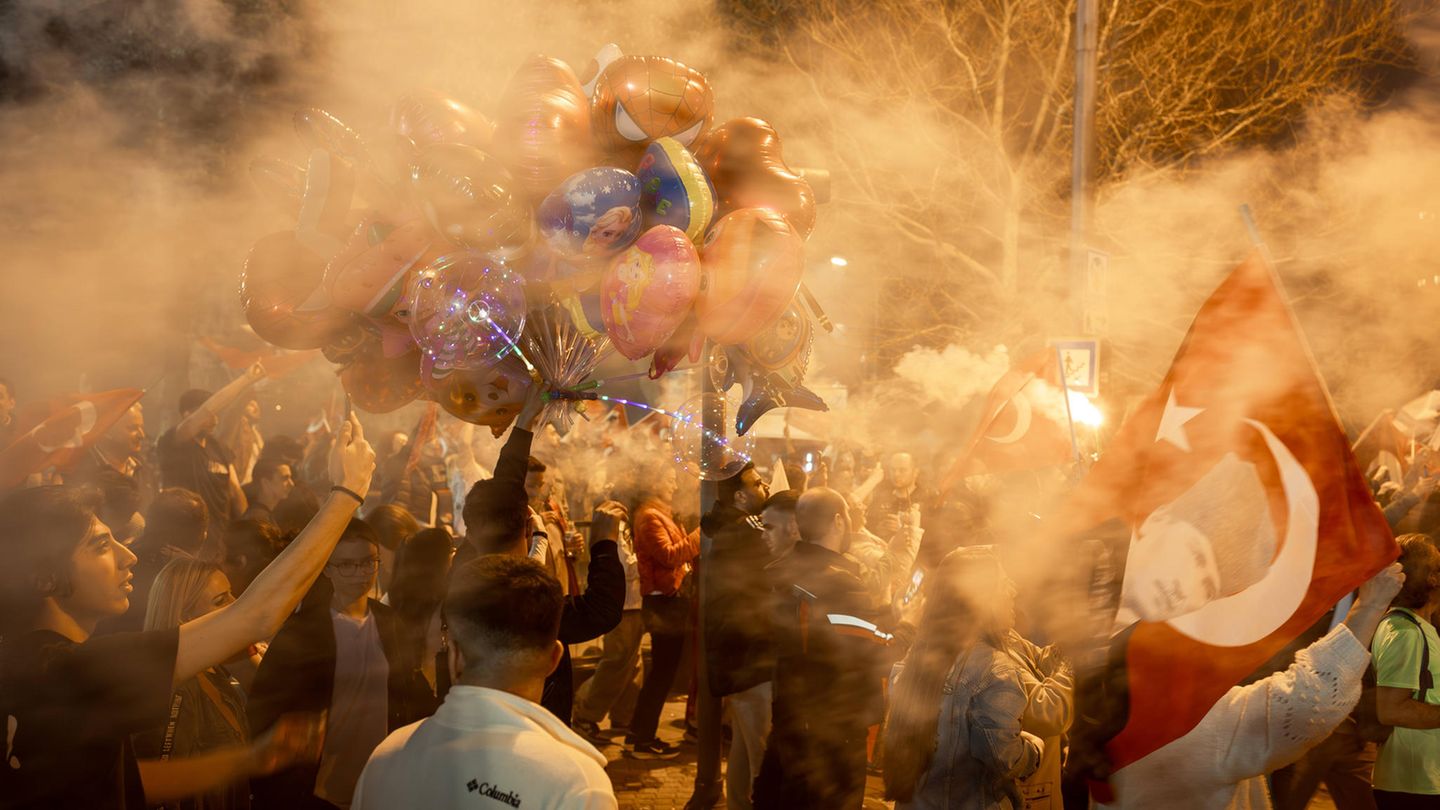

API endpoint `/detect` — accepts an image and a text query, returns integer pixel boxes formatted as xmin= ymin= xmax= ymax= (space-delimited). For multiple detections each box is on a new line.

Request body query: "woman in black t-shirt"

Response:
xmin=0 ymin=415 xmax=378 ymax=810
xmin=135 ymin=558 xmax=260 ymax=810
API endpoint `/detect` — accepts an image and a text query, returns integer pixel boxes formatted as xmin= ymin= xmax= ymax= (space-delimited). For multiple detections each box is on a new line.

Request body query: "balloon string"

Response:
xmin=474 ymin=310 xmax=541 ymax=382
xmin=570 ymin=365 xmax=699 ymax=391
xmin=592 ymin=393 xmax=752 ymax=465
xmin=799 ymin=282 xmax=834 ymax=333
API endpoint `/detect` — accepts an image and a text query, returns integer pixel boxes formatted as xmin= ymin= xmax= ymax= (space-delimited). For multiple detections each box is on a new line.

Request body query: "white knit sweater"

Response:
xmin=1099 ymin=624 xmax=1371 ymax=810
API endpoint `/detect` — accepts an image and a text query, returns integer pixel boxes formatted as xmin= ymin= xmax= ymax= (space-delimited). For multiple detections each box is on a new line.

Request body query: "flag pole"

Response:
xmin=1238 ymin=204 xmax=1350 ymax=425
xmin=1055 ymin=347 xmax=1086 ymax=468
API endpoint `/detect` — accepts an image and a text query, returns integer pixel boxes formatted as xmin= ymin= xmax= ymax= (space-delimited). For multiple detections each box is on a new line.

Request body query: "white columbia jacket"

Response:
xmin=352 ymin=685 xmax=617 ymax=809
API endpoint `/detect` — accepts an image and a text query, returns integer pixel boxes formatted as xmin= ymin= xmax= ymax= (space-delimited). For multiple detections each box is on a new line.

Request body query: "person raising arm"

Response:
xmin=0 ymin=414 xmax=375 ymax=810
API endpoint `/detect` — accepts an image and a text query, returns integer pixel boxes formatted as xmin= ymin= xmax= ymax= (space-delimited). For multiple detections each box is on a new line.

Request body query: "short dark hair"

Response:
xmin=338 ymin=517 xmax=380 ymax=549
xmin=143 ymin=488 xmax=209 ymax=556
xmin=222 ymin=519 xmax=282 ymax=595
xmin=273 ymin=489 xmax=320 ymax=539
xmin=257 ymin=435 xmax=305 ymax=469
xmin=444 ymin=555 xmax=562 ymax=664
xmin=251 ymin=458 xmax=289 ymax=487
xmin=178 ymin=389 xmax=212 ymax=415
xmin=761 ymin=489 xmax=801 ymax=514
xmin=717 ymin=462 xmax=757 ymax=505
xmin=463 ymin=478 xmax=529 ymax=553
xmin=526 ymin=456 xmax=547 ymax=474
xmin=1394 ymin=533 xmax=1440 ymax=610
xmin=0 ymin=486 xmax=102 ymax=634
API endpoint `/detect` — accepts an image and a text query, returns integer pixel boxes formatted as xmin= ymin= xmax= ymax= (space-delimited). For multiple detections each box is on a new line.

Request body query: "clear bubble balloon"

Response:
xmin=408 ymin=252 xmax=528 ymax=377
xmin=671 ymin=389 xmax=757 ymax=481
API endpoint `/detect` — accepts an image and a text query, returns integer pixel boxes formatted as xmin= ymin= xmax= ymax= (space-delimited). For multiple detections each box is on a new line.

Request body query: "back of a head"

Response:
xmin=143 ymin=488 xmax=209 ymax=556
xmin=444 ymin=556 xmax=563 ymax=681
xmin=144 ymin=557 xmax=220 ymax=632
xmin=366 ymin=502 xmax=420 ymax=553
xmin=762 ymin=489 xmax=801 ymax=515
xmin=274 ymin=489 xmax=320 ymax=539
xmin=0 ymin=486 xmax=100 ymax=636
xmin=222 ymin=519 xmax=281 ymax=593
xmin=1394 ymin=533 xmax=1440 ymax=610
xmin=462 ymin=477 xmax=529 ymax=554
xmin=795 ymin=487 xmax=847 ymax=545
xmin=390 ymin=527 xmax=454 ymax=620
xmin=883 ymin=545 xmax=1003 ymax=801
xmin=783 ymin=462 xmax=808 ymax=492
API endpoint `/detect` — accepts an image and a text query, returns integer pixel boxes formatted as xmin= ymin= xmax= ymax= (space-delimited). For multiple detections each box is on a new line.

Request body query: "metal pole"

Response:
xmin=1070 ymin=0 xmax=1099 ymax=332
xmin=687 ymin=344 xmax=723 ymax=808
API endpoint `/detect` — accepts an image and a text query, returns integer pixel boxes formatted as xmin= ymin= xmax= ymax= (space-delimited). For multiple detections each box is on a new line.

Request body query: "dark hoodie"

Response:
xmin=701 ymin=503 xmax=776 ymax=697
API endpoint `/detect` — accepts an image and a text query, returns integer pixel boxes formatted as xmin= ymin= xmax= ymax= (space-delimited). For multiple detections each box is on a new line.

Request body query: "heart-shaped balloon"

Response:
xmin=489 ymin=54 xmax=596 ymax=202
xmin=240 ymin=232 xmax=356 ymax=350
xmin=601 ymin=225 xmax=702 ymax=360
xmin=537 ymin=167 xmax=643 ymax=262
xmin=391 ymin=90 xmax=495 ymax=150
xmin=693 ymin=117 xmax=817 ymax=238
xmin=637 ymin=137 xmax=716 ymax=243
xmin=591 ymin=56 xmax=715 ymax=156
xmin=341 ymin=346 xmax=425 ymax=413
xmin=696 ymin=208 xmax=805 ymax=345
xmin=409 ymin=143 xmax=534 ymax=258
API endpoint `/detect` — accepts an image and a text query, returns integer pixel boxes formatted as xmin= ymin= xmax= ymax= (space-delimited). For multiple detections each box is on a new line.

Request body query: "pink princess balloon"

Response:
xmin=600 ymin=225 xmax=701 ymax=360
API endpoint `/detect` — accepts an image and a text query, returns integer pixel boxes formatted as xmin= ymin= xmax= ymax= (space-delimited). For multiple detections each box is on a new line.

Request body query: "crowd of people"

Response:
xmin=0 ymin=364 xmax=1437 ymax=810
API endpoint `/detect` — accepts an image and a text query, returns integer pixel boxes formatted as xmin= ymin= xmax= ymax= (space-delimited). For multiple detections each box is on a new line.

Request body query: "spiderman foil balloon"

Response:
xmin=591 ymin=56 xmax=714 ymax=156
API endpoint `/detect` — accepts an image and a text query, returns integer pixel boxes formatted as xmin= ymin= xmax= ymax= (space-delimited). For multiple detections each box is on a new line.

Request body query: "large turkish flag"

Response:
xmin=1053 ymin=255 xmax=1396 ymax=785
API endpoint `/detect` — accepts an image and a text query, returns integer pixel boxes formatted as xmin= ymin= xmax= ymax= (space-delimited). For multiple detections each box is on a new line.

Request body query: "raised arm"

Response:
xmin=171 ymin=415 xmax=374 ymax=687
xmin=175 ymin=361 xmax=266 ymax=442
xmin=1216 ymin=563 xmax=1401 ymax=781
xmin=558 ymin=502 xmax=626 ymax=644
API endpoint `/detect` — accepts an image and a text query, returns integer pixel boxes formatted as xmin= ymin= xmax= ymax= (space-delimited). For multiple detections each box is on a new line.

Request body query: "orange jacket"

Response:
xmin=632 ymin=500 xmax=699 ymax=596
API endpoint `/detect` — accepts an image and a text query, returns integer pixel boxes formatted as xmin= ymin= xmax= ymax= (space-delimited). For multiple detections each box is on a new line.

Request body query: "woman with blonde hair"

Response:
xmin=882 ymin=547 xmax=1043 ymax=809
xmin=134 ymin=558 xmax=268 ymax=810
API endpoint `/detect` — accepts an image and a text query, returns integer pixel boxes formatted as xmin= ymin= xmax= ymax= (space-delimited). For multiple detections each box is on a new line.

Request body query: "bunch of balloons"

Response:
xmin=240 ymin=45 xmax=829 ymax=440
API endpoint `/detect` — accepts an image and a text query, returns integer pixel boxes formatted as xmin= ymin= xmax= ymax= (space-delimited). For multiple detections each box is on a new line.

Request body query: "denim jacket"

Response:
xmin=896 ymin=641 xmax=1043 ymax=810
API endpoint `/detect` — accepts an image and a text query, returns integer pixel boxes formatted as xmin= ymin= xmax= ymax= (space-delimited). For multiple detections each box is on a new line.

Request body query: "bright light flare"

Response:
xmin=830 ymin=256 xmax=848 ymax=267
xmin=1068 ymin=391 xmax=1104 ymax=427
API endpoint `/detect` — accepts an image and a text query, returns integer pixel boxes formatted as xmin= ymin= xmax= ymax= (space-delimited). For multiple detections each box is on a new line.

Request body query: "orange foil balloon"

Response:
xmin=693 ymin=118 xmax=817 ymax=238
xmin=241 ymin=232 xmax=356 ymax=350
xmin=591 ymin=56 xmax=714 ymax=155
xmin=697 ymin=208 xmax=805 ymax=345
xmin=341 ymin=347 xmax=424 ymax=413
xmin=489 ymin=55 xmax=595 ymax=202
xmin=409 ymin=143 xmax=534 ymax=258
xmin=425 ymin=354 xmax=534 ymax=434
xmin=391 ymin=90 xmax=495 ymax=150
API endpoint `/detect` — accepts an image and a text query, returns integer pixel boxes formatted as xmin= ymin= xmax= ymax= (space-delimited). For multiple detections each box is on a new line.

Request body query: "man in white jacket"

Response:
xmin=1099 ymin=562 xmax=1404 ymax=810
xmin=352 ymin=555 xmax=617 ymax=809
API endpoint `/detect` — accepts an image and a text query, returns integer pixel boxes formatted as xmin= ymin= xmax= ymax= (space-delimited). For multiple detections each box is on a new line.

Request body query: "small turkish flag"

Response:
xmin=1054 ymin=255 xmax=1396 ymax=790
xmin=939 ymin=351 xmax=1076 ymax=492
xmin=0 ymin=388 xmax=145 ymax=489
xmin=199 ymin=337 xmax=318 ymax=379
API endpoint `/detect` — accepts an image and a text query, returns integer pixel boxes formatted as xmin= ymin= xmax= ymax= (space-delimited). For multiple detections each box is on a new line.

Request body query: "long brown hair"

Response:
xmin=882 ymin=547 xmax=1009 ymax=801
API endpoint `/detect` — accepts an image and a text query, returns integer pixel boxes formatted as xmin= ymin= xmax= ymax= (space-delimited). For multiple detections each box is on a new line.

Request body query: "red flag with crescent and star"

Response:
xmin=0 ymin=388 xmax=145 ymax=489
xmin=1052 ymin=254 xmax=1396 ymax=792
xmin=939 ymin=351 xmax=1076 ymax=493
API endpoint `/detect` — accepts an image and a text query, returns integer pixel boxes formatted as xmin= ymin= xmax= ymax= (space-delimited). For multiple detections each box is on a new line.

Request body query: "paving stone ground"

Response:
xmin=596 ymin=697 xmax=888 ymax=810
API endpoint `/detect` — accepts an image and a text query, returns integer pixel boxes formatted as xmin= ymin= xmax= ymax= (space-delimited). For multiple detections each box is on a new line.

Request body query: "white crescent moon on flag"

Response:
xmin=1164 ymin=418 xmax=1319 ymax=648
xmin=986 ymin=390 xmax=1032 ymax=445
xmin=34 ymin=401 xmax=98 ymax=454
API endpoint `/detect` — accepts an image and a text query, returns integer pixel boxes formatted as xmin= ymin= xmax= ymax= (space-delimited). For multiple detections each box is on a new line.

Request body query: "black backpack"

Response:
xmin=1357 ymin=609 xmax=1432 ymax=743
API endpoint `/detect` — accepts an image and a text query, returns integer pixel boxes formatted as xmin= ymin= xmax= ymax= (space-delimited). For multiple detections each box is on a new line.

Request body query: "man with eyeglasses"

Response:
xmin=247 ymin=519 xmax=436 ymax=809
